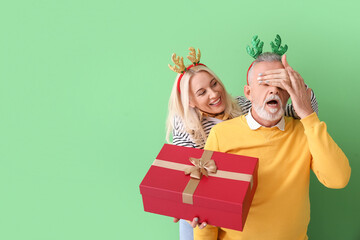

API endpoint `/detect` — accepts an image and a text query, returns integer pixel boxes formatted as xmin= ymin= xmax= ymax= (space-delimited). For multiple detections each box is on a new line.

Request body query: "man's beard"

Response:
xmin=253 ymin=94 xmax=285 ymax=121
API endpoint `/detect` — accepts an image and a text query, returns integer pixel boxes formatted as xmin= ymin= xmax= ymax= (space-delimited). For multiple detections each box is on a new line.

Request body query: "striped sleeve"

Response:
xmin=202 ymin=119 xmax=216 ymax=137
xmin=171 ymin=116 xmax=219 ymax=149
xmin=172 ymin=116 xmax=198 ymax=148
xmin=236 ymin=96 xmax=252 ymax=115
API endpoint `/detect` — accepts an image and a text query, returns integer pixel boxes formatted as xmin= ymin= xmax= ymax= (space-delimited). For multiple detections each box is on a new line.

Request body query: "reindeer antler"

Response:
xmin=246 ymin=35 xmax=264 ymax=59
xmin=270 ymin=34 xmax=288 ymax=56
xmin=168 ymin=53 xmax=186 ymax=74
xmin=187 ymin=47 xmax=201 ymax=64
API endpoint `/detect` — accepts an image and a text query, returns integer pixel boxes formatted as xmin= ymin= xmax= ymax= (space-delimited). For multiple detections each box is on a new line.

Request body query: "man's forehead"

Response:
xmin=253 ymin=61 xmax=284 ymax=72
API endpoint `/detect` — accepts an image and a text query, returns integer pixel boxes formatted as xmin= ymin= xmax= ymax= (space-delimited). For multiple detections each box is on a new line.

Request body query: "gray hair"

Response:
xmin=248 ymin=52 xmax=282 ymax=85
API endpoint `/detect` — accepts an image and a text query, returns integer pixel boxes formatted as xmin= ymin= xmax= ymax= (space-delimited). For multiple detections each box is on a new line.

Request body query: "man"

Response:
xmin=193 ymin=53 xmax=351 ymax=240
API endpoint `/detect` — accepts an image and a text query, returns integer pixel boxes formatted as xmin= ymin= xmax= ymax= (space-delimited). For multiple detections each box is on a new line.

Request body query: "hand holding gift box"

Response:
xmin=139 ymin=144 xmax=258 ymax=231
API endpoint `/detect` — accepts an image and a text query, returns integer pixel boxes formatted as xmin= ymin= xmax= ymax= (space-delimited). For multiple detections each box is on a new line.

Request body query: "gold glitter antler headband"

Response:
xmin=168 ymin=54 xmax=186 ymax=74
xmin=187 ymin=47 xmax=201 ymax=65
xmin=168 ymin=47 xmax=206 ymax=93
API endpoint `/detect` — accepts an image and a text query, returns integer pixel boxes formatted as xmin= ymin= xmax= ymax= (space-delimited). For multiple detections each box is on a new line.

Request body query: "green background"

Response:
xmin=0 ymin=0 xmax=359 ymax=239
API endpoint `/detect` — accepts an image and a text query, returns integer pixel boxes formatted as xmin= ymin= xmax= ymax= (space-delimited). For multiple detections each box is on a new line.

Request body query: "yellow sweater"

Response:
xmin=194 ymin=113 xmax=351 ymax=240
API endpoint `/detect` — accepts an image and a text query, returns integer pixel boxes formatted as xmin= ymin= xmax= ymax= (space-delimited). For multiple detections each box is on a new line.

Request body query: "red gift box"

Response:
xmin=139 ymin=144 xmax=258 ymax=231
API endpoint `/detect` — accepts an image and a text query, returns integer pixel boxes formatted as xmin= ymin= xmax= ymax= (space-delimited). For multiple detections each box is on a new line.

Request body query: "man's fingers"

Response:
xmin=173 ymin=218 xmax=180 ymax=223
xmin=198 ymin=222 xmax=208 ymax=229
xmin=191 ymin=217 xmax=199 ymax=228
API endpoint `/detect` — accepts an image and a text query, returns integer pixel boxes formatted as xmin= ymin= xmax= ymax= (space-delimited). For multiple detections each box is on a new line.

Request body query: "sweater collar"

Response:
xmin=245 ymin=108 xmax=285 ymax=131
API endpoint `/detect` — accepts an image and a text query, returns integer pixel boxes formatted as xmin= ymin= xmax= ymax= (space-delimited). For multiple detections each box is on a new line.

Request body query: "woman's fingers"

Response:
xmin=258 ymin=69 xmax=289 ymax=85
xmin=294 ymin=71 xmax=305 ymax=87
xmin=282 ymin=54 xmax=295 ymax=72
xmin=261 ymin=69 xmax=284 ymax=75
xmin=281 ymin=54 xmax=289 ymax=68
xmin=287 ymin=69 xmax=306 ymax=93
xmin=279 ymin=74 xmax=294 ymax=96
xmin=306 ymin=88 xmax=312 ymax=99
xmin=287 ymin=69 xmax=300 ymax=93
xmin=258 ymin=73 xmax=287 ymax=80
xmin=258 ymin=79 xmax=286 ymax=89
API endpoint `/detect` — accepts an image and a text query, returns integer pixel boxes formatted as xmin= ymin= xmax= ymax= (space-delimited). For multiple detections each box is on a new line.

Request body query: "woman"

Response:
xmin=166 ymin=47 xmax=318 ymax=240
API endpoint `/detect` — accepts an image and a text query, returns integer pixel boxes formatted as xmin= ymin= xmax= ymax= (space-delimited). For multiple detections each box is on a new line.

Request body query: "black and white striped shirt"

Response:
xmin=172 ymin=93 xmax=318 ymax=149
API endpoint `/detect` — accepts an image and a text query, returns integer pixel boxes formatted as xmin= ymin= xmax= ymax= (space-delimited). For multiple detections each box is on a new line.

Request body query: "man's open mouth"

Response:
xmin=266 ymin=99 xmax=279 ymax=107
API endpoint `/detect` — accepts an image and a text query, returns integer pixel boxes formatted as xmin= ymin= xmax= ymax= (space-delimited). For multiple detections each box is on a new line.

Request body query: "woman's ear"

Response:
xmin=244 ymin=85 xmax=252 ymax=101
xmin=189 ymin=99 xmax=195 ymax=108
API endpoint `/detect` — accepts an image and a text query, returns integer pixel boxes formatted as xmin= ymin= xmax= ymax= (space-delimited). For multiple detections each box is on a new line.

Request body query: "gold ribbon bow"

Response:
xmin=184 ymin=150 xmax=217 ymax=179
xmin=182 ymin=150 xmax=217 ymax=204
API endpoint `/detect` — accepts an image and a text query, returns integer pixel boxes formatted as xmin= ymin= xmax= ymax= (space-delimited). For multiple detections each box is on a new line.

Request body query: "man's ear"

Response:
xmin=244 ymin=85 xmax=252 ymax=101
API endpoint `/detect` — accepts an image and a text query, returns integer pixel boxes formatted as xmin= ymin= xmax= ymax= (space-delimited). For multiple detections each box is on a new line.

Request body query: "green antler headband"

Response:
xmin=270 ymin=34 xmax=288 ymax=56
xmin=246 ymin=35 xmax=264 ymax=59
xmin=246 ymin=34 xmax=288 ymax=59
xmin=246 ymin=34 xmax=288 ymax=85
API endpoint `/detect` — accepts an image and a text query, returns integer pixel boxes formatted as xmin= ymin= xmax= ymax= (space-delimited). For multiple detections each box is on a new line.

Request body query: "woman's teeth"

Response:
xmin=210 ymin=98 xmax=221 ymax=105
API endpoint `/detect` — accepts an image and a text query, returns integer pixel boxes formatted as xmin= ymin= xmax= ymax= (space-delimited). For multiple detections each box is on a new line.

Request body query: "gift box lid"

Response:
xmin=140 ymin=144 xmax=258 ymax=214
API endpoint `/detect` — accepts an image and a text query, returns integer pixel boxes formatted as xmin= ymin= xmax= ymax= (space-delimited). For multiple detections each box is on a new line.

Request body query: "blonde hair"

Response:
xmin=166 ymin=65 xmax=242 ymax=147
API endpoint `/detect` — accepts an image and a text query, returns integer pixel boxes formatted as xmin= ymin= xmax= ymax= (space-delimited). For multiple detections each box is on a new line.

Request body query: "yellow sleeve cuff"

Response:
xmin=300 ymin=112 xmax=320 ymax=129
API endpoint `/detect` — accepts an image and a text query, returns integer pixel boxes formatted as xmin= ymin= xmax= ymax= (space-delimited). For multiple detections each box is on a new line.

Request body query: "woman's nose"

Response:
xmin=208 ymin=89 xmax=217 ymax=98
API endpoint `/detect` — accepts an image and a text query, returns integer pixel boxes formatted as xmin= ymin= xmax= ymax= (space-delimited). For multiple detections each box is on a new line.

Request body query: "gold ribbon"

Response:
xmin=182 ymin=150 xmax=216 ymax=204
xmin=152 ymin=150 xmax=253 ymax=205
xmin=184 ymin=150 xmax=217 ymax=179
